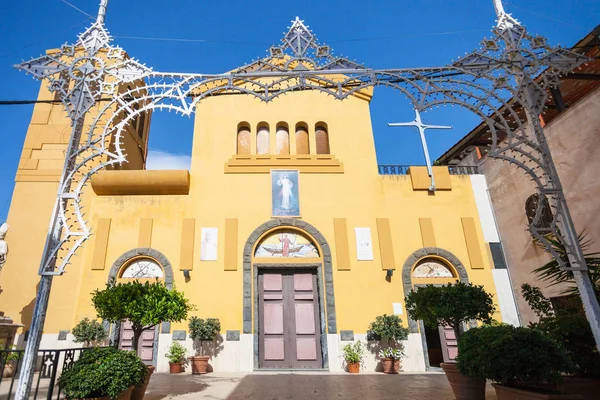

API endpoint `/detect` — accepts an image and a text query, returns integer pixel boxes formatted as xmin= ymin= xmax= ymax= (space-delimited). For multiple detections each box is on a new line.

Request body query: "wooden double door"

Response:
xmin=258 ymin=269 xmax=322 ymax=369
xmin=119 ymin=321 xmax=156 ymax=365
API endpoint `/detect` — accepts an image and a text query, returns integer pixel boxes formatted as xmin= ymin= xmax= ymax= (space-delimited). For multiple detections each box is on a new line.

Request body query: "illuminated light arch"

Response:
xmin=16 ymin=6 xmax=598 ymax=349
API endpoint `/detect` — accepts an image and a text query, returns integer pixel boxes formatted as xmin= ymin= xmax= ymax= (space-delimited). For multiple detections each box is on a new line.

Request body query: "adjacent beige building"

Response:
xmin=437 ymin=27 xmax=600 ymax=324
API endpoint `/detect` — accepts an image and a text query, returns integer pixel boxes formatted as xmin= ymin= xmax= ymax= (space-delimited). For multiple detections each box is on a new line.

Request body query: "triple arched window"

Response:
xmin=236 ymin=122 xmax=330 ymax=155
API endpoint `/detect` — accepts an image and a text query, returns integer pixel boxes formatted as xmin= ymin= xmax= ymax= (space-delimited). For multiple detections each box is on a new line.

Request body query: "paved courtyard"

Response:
xmin=145 ymin=372 xmax=498 ymax=400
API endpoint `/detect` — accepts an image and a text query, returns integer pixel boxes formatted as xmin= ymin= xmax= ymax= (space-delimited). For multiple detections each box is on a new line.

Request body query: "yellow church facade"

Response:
xmin=0 ymin=24 xmax=521 ymax=373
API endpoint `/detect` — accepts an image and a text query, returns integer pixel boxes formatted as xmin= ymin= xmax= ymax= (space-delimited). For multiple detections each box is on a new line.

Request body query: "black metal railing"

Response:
xmin=377 ymin=165 xmax=410 ymax=175
xmin=1 ymin=347 xmax=88 ymax=400
xmin=448 ymin=165 xmax=480 ymax=175
xmin=377 ymin=165 xmax=479 ymax=175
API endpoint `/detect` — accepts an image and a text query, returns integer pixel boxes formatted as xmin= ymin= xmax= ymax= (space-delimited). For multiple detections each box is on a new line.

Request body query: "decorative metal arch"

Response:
xmin=14 ymin=3 xmax=600 ymax=387
xmin=16 ymin=6 xmax=590 ymax=279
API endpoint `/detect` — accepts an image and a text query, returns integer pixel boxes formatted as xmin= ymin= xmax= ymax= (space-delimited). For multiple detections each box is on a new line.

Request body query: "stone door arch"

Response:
xmin=402 ymin=247 xmax=470 ymax=368
xmin=243 ymin=219 xmax=337 ymax=369
xmin=106 ymin=248 xmax=174 ymax=367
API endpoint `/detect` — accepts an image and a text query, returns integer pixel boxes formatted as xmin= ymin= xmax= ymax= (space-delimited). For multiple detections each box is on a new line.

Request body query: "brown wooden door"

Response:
xmin=439 ymin=326 xmax=458 ymax=363
xmin=119 ymin=321 xmax=156 ymax=365
xmin=258 ymin=270 xmax=322 ymax=369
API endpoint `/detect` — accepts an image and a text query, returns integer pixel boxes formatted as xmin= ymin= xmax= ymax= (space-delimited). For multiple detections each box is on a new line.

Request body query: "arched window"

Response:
xmin=525 ymin=194 xmax=553 ymax=229
xmin=412 ymin=259 xmax=455 ymax=278
xmin=257 ymin=124 xmax=270 ymax=155
xmin=237 ymin=124 xmax=251 ymax=155
xmin=255 ymin=229 xmax=319 ymax=258
xmin=295 ymin=124 xmax=309 ymax=155
xmin=120 ymin=258 xmax=164 ymax=279
xmin=315 ymin=124 xmax=330 ymax=154
xmin=276 ymin=123 xmax=290 ymax=155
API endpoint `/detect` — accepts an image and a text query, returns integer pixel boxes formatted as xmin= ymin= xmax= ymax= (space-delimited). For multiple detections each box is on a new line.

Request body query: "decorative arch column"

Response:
xmin=402 ymin=247 xmax=469 ymax=333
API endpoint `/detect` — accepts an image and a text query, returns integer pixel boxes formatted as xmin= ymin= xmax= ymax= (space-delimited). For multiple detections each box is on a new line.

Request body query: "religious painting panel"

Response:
xmin=355 ymin=227 xmax=374 ymax=261
xmin=255 ymin=230 xmax=319 ymax=258
xmin=271 ymin=170 xmax=300 ymax=217
xmin=200 ymin=227 xmax=218 ymax=261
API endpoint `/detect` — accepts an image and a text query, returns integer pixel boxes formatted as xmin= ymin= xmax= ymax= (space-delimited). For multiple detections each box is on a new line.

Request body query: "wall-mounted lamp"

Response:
xmin=183 ymin=270 xmax=190 ymax=279
xmin=386 ymin=269 xmax=394 ymax=278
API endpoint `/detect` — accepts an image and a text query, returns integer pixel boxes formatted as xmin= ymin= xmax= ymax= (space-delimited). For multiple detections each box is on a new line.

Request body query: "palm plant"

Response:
xmin=533 ymin=231 xmax=600 ymax=297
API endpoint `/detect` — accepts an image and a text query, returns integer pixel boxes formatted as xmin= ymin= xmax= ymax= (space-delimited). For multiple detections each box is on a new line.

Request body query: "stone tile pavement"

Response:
xmin=145 ymin=372 xmax=498 ymax=400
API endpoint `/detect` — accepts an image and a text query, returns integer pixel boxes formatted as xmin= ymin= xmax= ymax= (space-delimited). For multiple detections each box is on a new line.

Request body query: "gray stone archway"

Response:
xmin=243 ymin=219 xmax=336 ymax=369
xmin=107 ymin=247 xmax=174 ymax=289
xmin=106 ymin=247 xmax=175 ymax=365
xmin=402 ymin=247 xmax=469 ymax=333
xmin=243 ymin=219 xmax=337 ymax=334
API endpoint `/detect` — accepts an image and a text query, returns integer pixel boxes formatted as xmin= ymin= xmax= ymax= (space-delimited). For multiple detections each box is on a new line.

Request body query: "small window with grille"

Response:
xmin=525 ymin=194 xmax=553 ymax=229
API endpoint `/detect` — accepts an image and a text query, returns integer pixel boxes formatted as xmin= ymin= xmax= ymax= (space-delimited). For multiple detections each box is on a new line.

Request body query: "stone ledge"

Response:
xmin=172 ymin=330 xmax=186 ymax=341
xmin=340 ymin=330 xmax=354 ymax=341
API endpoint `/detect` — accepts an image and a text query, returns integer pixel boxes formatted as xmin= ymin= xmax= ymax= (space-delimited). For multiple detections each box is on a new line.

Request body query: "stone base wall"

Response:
xmin=16 ymin=332 xmax=427 ymax=373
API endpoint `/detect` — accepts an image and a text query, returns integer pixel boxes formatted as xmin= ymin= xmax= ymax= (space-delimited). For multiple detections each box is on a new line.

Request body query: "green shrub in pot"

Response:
xmin=457 ymin=325 xmax=571 ymax=389
xmin=522 ymin=284 xmax=600 ymax=379
xmin=72 ymin=318 xmax=108 ymax=347
xmin=188 ymin=317 xmax=221 ymax=355
xmin=342 ymin=341 xmax=364 ymax=365
xmin=405 ymin=282 xmax=495 ymax=341
xmin=166 ymin=341 xmax=187 ymax=364
xmin=58 ymin=347 xmax=147 ymax=399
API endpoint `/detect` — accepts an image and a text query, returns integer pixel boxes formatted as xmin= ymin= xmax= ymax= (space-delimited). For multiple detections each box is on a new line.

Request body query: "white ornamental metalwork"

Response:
xmin=13 ymin=0 xmax=600 ymax=397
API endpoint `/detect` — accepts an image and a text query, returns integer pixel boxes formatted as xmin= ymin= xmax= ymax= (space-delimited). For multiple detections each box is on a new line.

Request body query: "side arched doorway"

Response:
xmin=107 ymin=248 xmax=174 ymax=367
xmin=402 ymin=248 xmax=469 ymax=369
xmin=243 ymin=219 xmax=337 ymax=370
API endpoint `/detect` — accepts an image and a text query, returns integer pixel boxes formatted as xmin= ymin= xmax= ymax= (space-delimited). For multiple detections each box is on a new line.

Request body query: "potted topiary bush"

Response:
xmin=405 ymin=282 xmax=496 ymax=400
xmin=457 ymin=325 xmax=576 ymax=400
xmin=342 ymin=341 xmax=364 ymax=373
xmin=368 ymin=314 xmax=409 ymax=374
xmin=165 ymin=341 xmax=187 ymax=374
xmin=188 ymin=317 xmax=221 ymax=374
xmin=92 ymin=279 xmax=194 ymax=399
xmin=72 ymin=317 xmax=108 ymax=347
xmin=522 ymin=284 xmax=600 ymax=399
xmin=58 ymin=346 xmax=148 ymax=400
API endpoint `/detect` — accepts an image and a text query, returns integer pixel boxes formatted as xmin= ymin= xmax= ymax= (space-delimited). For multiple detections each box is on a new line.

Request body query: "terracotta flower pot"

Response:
xmin=169 ymin=362 xmax=184 ymax=374
xmin=190 ymin=356 xmax=210 ymax=374
xmin=89 ymin=386 xmax=135 ymax=400
xmin=559 ymin=377 xmax=600 ymax=400
xmin=347 ymin=363 xmax=360 ymax=373
xmin=493 ymin=383 xmax=583 ymax=400
xmin=130 ymin=366 xmax=155 ymax=400
xmin=2 ymin=363 xmax=15 ymax=378
xmin=440 ymin=362 xmax=486 ymax=400
xmin=381 ymin=358 xmax=400 ymax=374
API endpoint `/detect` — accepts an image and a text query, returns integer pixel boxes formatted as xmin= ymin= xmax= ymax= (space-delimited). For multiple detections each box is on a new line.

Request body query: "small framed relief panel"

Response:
xmin=200 ymin=227 xmax=218 ymax=261
xmin=271 ymin=170 xmax=300 ymax=217
xmin=355 ymin=227 xmax=374 ymax=261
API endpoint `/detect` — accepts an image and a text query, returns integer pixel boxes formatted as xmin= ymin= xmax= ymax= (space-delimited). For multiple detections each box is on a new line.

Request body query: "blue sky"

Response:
xmin=0 ymin=0 xmax=598 ymax=222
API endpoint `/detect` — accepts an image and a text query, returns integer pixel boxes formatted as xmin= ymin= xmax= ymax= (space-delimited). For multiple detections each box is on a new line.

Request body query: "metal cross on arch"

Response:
xmin=388 ymin=109 xmax=452 ymax=192
xmin=12 ymin=0 xmax=600 ymax=396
